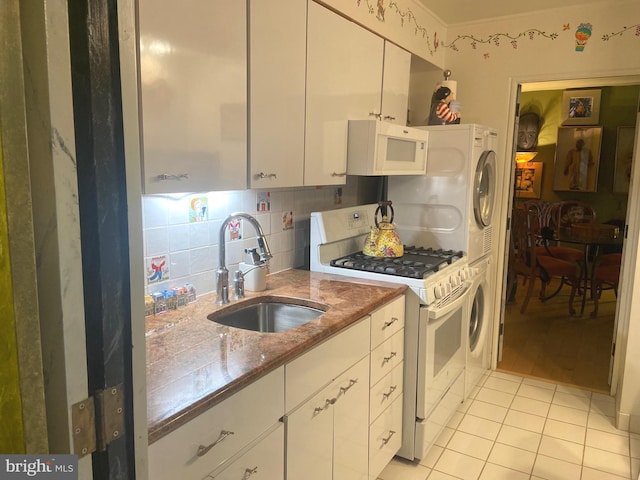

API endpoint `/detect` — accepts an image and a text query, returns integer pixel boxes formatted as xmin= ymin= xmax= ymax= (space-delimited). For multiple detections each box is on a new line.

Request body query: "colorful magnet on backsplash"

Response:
xmin=228 ymin=219 xmax=241 ymax=241
xmin=257 ymin=191 xmax=271 ymax=212
xmin=575 ymin=23 xmax=592 ymax=51
xmin=189 ymin=196 xmax=208 ymax=222
xmin=283 ymin=211 xmax=294 ymax=230
xmin=147 ymin=255 xmax=169 ymax=284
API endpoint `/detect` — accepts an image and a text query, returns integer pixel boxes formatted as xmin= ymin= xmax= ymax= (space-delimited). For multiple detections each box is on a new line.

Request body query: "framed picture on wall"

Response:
xmin=515 ymin=162 xmax=543 ymax=198
xmin=553 ymin=126 xmax=602 ymax=192
xmin=561 ymin=89 xmax=601 ymax=125
xmin=613 ymin=126 xmax=635 ymax=193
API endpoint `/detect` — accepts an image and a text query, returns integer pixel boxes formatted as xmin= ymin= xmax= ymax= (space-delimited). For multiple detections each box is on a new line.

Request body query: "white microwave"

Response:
xmin=346 ymin=120 xmax=429 ymax=176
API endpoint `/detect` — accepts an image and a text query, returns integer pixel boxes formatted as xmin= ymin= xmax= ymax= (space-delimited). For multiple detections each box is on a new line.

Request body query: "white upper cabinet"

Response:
xmin=249 ymin=0 xmax=306 ymax=189
xmin=304 ymin=1 xmax=384 ymax=186
xmin=381 ymin=41 xmax=411 ymax=125
xmin=139 ymin=0 xmax=247 ymax=194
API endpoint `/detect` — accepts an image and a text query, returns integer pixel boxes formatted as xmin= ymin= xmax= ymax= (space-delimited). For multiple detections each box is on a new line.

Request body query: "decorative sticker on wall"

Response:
xmin=189 ymin=196 xmax=208 ymax=222
xmin=147 ymin=254 xmax=169 ymax=284
xmin=357 ymin=0 xmax=440 ymax=55
xmin=602 ymin=23 xmax=640 ymax=41
xmin=257 ymin=191 xmax=271 ymax=212
xmin=444 ymin=28 xmax=559 ymax=53
xmin=574 ymin=23 xmax=593 ymax=51
xmin=282 ymin=211 xmax=294 ymax=231
xmin=228 ymin=219 xmax=242 ymax=241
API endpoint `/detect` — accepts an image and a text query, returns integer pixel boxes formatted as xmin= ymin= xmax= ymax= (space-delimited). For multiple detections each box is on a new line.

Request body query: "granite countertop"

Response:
xmin=146 ymin=269 xmax=407 ymax=444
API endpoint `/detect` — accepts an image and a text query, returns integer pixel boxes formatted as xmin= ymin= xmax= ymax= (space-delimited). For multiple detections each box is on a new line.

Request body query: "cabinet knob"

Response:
xmin=196 ymin=429 xmax=235 ymax=457
xmin=255 ymin=172 xmax=277 ymax=179
xmin=156 ymin=173 xmax=189 ymax=181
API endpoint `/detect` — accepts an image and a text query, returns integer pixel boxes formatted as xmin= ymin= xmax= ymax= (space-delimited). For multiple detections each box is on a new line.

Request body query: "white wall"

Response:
xmin=442 ymin=1 xmax=640 ymax=429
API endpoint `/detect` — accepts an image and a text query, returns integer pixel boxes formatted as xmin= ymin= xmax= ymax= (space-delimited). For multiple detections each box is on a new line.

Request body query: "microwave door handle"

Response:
xmin=428 ymin=284 xmax=471 ymax=321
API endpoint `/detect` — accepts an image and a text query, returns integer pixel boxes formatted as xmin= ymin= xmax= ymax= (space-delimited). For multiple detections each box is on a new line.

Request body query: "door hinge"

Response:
xmin=71 ymin=383 xmax=125 ymax=457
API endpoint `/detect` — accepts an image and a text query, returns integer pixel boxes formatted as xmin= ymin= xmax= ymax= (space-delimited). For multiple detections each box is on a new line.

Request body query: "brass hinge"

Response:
xmin=71 ymin=383 xmax=125 ymax=457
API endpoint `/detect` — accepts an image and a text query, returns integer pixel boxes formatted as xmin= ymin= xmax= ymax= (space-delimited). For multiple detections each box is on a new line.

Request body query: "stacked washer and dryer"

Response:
xmin=388 ymin=124 xmax=497 ymax=398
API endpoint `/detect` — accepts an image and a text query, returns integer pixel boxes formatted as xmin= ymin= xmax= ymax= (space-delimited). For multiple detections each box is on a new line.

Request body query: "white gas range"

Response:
xmin=310 ymin=203 xmax=476 ymax=461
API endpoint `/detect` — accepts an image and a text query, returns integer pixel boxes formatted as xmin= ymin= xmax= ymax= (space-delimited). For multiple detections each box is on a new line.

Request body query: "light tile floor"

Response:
xmin=379 ymin=371 xmax=639 ymax=480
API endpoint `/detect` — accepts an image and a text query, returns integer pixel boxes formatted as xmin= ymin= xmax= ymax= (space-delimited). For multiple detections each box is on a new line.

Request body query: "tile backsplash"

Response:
xmin=142 ymin=177 xmax=378 ymax=297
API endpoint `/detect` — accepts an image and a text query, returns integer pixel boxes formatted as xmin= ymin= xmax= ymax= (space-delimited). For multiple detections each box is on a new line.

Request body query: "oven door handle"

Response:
xmin=428 ymin=284 xmax=471 ymax=321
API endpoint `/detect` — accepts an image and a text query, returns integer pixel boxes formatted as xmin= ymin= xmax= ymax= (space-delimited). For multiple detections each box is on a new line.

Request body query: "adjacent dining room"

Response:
xmin=499 ymin=82 xmax=638 ymax=393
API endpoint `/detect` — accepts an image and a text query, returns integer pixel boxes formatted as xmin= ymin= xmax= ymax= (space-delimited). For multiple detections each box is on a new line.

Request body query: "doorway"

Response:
xmin=497 ymin=81 xmax=639 ymax=393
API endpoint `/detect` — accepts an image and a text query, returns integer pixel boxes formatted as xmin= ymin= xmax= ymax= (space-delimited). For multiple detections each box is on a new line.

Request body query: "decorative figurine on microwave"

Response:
xmin=428 ymin=85 xmax=461 ymax=125
xmin=363 ymin=201 xmax=404 ymax=258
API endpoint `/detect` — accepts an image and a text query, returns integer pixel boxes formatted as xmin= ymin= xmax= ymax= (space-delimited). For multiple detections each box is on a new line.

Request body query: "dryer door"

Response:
xmin=473 ymin=150 xmax=496 ymax=228
xmin=469 ymin=281 xmax=486 ymax=353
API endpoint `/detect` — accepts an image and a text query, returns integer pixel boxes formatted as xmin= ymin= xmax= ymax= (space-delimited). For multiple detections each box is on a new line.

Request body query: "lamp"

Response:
xmin=515 ymin=151 xmax=538 ymax=164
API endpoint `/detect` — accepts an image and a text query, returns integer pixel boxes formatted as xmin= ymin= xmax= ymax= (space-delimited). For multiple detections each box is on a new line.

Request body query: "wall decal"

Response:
xmin=574 ymin=23 xmax=592 ymax=51
xmin=359 ymin=0 xmax=439 ymax=55
xmin=602 ymin=23 xmax=640 ymax=41
xmin=444 ymin=29 xmax=559 ymax=52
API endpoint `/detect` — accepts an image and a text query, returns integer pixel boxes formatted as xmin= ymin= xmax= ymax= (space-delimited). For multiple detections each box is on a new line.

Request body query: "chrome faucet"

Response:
xmin=216 ymin=213 xmax=272 ymax=304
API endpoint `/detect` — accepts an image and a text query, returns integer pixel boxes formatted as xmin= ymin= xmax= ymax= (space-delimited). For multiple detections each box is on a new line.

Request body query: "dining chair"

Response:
xmin=524 ymin=200 xmax=584 ymax=298
xmin=591 ymin=253 xmax=622 ymax=317
xmin=509 ymin=206 xmax=579 ymax=315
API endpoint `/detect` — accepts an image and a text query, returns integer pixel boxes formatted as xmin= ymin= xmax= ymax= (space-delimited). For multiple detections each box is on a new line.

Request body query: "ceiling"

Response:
xmin=416 ymin=0 xmax=629 ymax=25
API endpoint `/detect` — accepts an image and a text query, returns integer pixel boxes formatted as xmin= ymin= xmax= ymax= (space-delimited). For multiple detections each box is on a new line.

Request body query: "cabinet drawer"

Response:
xmin=370 ymin=295 xmax=405 ymax=349
xmin=286 ymin=318 xmax=370 ymax=411
xmin=369 ymin=396 xmax=403 ymax=479
xmin=370 ymin=329 xmax=404 ymax=386
xmin=206 ymin=424 xmax=284 ymax=479
xmin=369 ymin=362 xmax=403 ymax=424
xmin=148 ymin=368 xmax=284 ymax=480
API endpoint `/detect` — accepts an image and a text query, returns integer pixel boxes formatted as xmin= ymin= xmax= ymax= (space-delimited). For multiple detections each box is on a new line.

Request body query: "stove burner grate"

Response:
xmin=329 ymin=246 xmax=463 ymax=279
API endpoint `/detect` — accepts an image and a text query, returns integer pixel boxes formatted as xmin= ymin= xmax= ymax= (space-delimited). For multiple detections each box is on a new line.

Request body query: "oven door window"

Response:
xmin=433 ymin=311 xmax=462 ymax=377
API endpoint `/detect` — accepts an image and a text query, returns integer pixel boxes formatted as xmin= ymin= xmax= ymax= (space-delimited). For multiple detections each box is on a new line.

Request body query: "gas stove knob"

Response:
xmin=433 ymin=283 xmax=446 ymax=299
xmin=459 ymin=268 xmax=469 ymax=282
xmin=450 ymin=274 xmax=461 ymax=287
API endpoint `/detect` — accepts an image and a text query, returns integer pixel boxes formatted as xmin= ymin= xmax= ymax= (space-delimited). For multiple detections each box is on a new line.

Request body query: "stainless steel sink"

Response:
xmin=208 ymin=299 xmax=326 ymax=333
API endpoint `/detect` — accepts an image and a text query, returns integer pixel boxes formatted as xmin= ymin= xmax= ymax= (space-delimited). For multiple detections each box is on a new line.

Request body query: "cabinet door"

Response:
xmin=380 ymin=41 xmax=411 ymax=125
xmin=333 ymin=357 xmax=370 ymax=480
xmin=208 ymin=424 xmax=284 ymax=480
xmin=139 ymin=0 xmax=247 ymax=193
xmin=249 ymin=0 xmax=306 ymax=188
xmin=285 ymin=385 xmax=334 ymax=480
xmin=305 ymin=1 xmax=384 ymax=186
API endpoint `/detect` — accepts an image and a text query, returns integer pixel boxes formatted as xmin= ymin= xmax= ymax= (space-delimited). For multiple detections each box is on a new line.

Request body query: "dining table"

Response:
xmin=546 ymin=223 xmax=624 ymax=315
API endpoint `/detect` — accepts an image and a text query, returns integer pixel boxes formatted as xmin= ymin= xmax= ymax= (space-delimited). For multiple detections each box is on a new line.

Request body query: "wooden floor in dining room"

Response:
xmin=498 ymin=277 xmax=616 ymax=394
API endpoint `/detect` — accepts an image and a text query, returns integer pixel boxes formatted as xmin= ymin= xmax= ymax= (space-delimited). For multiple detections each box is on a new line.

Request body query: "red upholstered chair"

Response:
xmin=591 ymin=253 xmax=622 ymax=317
xmin=509 ymin=206 xmax=580 ymax=315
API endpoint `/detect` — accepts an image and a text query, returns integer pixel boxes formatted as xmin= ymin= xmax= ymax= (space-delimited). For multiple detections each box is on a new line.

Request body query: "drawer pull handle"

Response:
xmin=382 ymin=352 xmax=397 ymax=364
xmin=339 ymin=378 xmax=358 ymax=395
xmin=330 ymin=171 xmax=347 ymax=177
xmin=383 ymin=115 xmax=396 ymax=121
xmin=242 ymin=466 xmax=258 ymax=479
xmin=381 ymin=430 xmax=396 ymax=446
xmin=382 ymin=385 xmax=397 ymax=400
xmin=197 ymin=429 xmax=235 ymax=457
xmin=383 ymin=317 xmax=399 ymax=328
xmin=157 ymin=173 xmax=189 ymax=181
xmin=255 ymin=172 xmax=277 ymax=179
xmin=313 ymin=398 xmax=335 ymax=416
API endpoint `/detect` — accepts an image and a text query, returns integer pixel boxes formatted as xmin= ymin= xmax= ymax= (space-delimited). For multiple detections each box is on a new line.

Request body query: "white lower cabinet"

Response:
xmin=206 ymin=424 xmax=284 ymax=479
xmin=286 ymin=356 xmax=370 ymax=480
xmin=148 ymin=368 xmax=284 ymax=480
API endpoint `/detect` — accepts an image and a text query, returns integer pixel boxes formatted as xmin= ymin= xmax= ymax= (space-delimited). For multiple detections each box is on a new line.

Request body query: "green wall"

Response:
xmin=0 ymin=132 xmax=25 ymax=452
xmin=519 ymin=85 xmax=639 ymax=222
